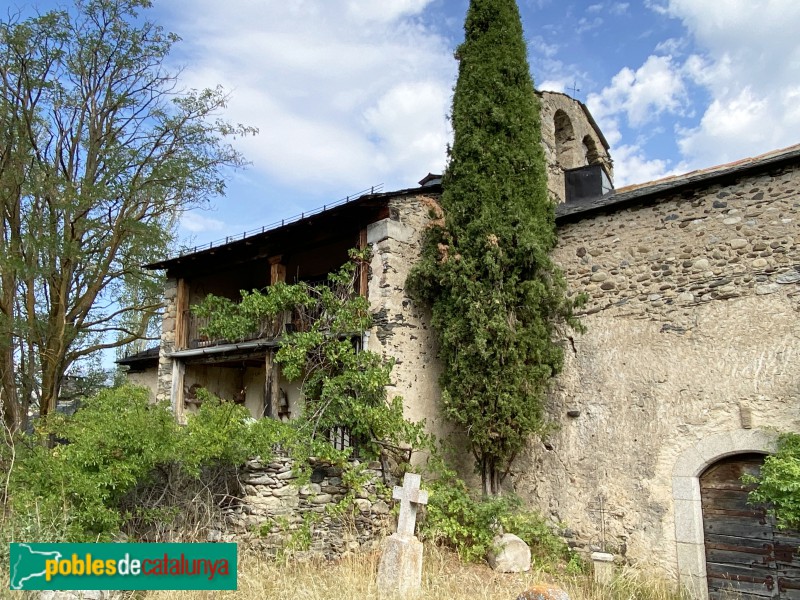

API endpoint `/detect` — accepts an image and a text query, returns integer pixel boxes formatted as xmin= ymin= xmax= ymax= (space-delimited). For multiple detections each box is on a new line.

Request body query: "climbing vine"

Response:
xmin=193 ymin=248 xmax=428 ymax=461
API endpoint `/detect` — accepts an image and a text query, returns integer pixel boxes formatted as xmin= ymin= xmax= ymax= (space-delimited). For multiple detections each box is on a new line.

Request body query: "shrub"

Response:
xmin=419 ymin=460 xmax=568 ymax=563
xmin=7 ymin=385 xmax=292 ymax=541
xmin=746 ymin=432 xmax=800 ymax=530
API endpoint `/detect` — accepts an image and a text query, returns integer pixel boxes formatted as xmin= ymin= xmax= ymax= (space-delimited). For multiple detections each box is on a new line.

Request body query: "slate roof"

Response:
xmin=555 ymin=143 xmax=800 ymax=223
xmin=116 ymin=346 xmax=159 ymax=367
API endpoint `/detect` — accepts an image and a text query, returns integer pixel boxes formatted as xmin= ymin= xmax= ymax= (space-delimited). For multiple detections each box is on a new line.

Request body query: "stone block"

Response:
xmin=376 ymin=534 xmax=423 ymax=598
xmin=671 ymin=476 xmax=699 ymax=501
xmin=675 ymin=542 xmax=706 ymax=577
xmin=367 ymin=219 xmax=414 ymax=245
xmin=487 ymin=533 xmax=531 ymax=573
xmin=591 ymin=551 xmax=614 ymax=585
xmin=242 ymin=474 xmax=276 ymax=485
xmin=273 ymin=485 xmax=298 ymax=498
xmin=299 ymin=483 xmax=321 ymax=496
xmin=673 ymin=498 xmax=704 ymax=545
xmin=678 ymin=573 xmax=709 ymax=600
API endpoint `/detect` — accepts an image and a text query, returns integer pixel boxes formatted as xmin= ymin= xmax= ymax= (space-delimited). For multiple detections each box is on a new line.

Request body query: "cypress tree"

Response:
xmin=409 ymin=0 xmax=582 ymax=495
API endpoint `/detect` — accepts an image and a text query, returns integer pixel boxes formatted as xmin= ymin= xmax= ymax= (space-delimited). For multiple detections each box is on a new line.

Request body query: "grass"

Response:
xmin=0 ymin=542 xmax=713 ymax=600
xmin=140 ymin=545 xmax=691 ymax=600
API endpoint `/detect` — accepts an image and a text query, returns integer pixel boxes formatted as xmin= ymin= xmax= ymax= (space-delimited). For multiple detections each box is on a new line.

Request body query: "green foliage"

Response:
xmin=191 ymin=283 xmax=312 ymax=344
xmin=746 ymin=433 xmax=800 ymax=530
xmin=0 ymin=0 xmax=256 ymax=425
xmin=407 ymin=0 xmax=583 ymax=494
xmin=420 ymin=459 xmax=568 ymax=563
xmin=8 ymin=384 xmax=290 ymax=541
xmin=193 ymin=249 xmax=428 ymax=460
xmin=11 ymin=385 xmax=178 ymax=539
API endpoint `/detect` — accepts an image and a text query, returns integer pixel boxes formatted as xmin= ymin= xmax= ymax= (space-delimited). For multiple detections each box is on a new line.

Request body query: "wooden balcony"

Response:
xmin=178 ymin=302 xmax=326 ymax=350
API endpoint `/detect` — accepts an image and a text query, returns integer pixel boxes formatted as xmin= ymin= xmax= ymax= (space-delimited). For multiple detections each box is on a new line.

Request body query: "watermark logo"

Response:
xmin=9 ymin=543 xmax=237 ymax=591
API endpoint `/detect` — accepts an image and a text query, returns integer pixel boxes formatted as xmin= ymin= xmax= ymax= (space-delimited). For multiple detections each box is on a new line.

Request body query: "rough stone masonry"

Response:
xmin=215 ymin=455 xmax=394 ymax=559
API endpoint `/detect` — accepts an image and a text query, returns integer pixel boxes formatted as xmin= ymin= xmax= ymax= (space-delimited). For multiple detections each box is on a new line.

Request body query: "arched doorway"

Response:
xmin=700 ymin=454 xmax=800 ymax=599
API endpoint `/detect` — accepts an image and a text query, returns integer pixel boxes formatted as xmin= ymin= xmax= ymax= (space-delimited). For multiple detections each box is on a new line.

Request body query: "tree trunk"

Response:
xmin=0 ymin=345 xmax=20 ymax=433
xmin=481 ymin=455 xmax=503 ymax=497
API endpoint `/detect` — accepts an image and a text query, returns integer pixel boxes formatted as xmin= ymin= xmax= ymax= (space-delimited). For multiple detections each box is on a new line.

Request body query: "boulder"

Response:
xmin=487 ymin=533 xmax=531 ymax=573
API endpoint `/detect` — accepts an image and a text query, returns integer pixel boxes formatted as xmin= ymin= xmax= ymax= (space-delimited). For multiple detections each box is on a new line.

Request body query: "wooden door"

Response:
xmin=700 ymin=454 xmax=800 ymax=599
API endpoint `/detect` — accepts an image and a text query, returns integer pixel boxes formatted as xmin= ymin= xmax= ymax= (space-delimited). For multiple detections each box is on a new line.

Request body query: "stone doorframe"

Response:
xmin=672 ymin=429 xmax=778 ymax=600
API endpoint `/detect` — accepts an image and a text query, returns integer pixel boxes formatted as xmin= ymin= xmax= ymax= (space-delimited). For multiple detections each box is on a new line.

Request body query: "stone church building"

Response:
xmin=121 ymin=91 xmax=800 ymax=599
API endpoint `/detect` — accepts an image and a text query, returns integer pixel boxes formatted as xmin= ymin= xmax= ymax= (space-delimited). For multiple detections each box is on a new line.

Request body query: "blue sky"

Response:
xmin=13 ymin=1 xmax=800 ymax=252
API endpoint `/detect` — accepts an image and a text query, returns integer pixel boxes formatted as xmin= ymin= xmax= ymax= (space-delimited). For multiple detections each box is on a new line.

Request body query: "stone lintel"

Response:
xmin=367 ymin=219 xmax=414 ymax=245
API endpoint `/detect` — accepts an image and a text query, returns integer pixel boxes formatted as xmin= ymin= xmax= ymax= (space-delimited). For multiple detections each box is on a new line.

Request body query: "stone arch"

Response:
xmin=554 ymin=109 xmax=578 ymax=170
xmin=583 ymin=134 xmax=601 ymax=165
xmin=671 ymin=430 xmax=779 ymax=600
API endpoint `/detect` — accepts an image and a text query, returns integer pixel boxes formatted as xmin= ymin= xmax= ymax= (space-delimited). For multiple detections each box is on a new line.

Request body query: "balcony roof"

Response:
xmin=146 ymin=184 xmax=436 ymax=276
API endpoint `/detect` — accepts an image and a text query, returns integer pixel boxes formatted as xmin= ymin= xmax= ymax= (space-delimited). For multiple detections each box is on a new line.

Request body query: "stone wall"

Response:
xmin=511 ymin=164 xmax=800 ymax=576
xmin=125 ymin=369 xmax=158 ymax=402
xmin=365 ymin=194 xmax=472 ymax=473
xmin=155 ymin=276 xmax=178 ymax=404
xmin=217 ymin=455 xmax=393 ymax=558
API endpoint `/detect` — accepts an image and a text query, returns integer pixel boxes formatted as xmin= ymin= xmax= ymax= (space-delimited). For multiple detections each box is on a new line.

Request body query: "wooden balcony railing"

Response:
xmin=180 ymin=311 xmax=286 ymax=349
xmin=179 ymin=302 xmax=327 ymax=350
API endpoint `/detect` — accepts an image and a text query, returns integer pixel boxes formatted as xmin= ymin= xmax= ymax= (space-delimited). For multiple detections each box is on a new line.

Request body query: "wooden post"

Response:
xmin=174 ymin=278 xmax=189 ymax=350
xmin=171 ymin=360 xmax=186 ymax=424
xmin=358 ymin=228 xmax=368 ymax=297
xmin=268 ymin=255 xmax=288 ymax=335
xmin=269 ymin=255 xmax=286 ymax=284
xmin=264 ymin=351 xmax=280 ymax=419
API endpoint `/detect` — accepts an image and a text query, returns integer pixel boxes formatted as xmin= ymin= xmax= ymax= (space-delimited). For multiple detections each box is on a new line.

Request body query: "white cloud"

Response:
xmin=362 ymin=80 xmax=451 ymax=182
xmin=612 ymin=144 xmax=686 ymax=187
xmin=345 ymin=0 xmax=430 ymax=24
xmin=158 ymin=0 xmax=454 ymax=195
xmin=181 ymin=212 xmax=226 ymax=233
xmin=591 ymin=2 xmax=629 ymax=15
xmin=658 ymin=0 xmax=800 ymax=168
xmin=644 ymin=0 xmax=670 ymax=15
xmin=587 ymin=54 xmax=687 ymax=128
xmin=538 ymin=79 xmax=567 ymax=93
xmin=654 ymin=37 xmax=686 ymax=55
xmin=677 ymin=88 xmax=776 ymax=166
xmin=529 ymin=36 xmax=559 ymax=59
xmin=577 ymin=17 xmax=604 ymax=34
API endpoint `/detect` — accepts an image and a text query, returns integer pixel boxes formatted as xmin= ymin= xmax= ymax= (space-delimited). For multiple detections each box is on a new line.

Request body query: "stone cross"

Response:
xmin=393 ymin=473 xmax=428 ymax=538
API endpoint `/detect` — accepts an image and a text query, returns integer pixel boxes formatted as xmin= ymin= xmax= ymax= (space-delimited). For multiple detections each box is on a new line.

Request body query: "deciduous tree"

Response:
xmin=0 ymin=0 xmax=255 ymax=430
xmin=408 ymin=0 xmax=582 ymax=495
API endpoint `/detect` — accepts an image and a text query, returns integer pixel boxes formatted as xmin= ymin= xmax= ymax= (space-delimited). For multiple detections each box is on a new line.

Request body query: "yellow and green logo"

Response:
xmin=9 ymin=543 xmax=237 ymax=590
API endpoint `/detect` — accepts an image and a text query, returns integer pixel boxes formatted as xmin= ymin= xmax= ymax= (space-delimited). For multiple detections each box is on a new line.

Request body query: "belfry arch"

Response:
xmin=554 ymin=109 xmax=578 ymax=170
xmin=583 ymin=134 xmax=601 ymax=165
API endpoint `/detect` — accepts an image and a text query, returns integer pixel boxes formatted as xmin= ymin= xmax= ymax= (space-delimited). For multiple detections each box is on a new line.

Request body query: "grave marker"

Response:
xmin=376 ymin=473 xmax=428 ymax=597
